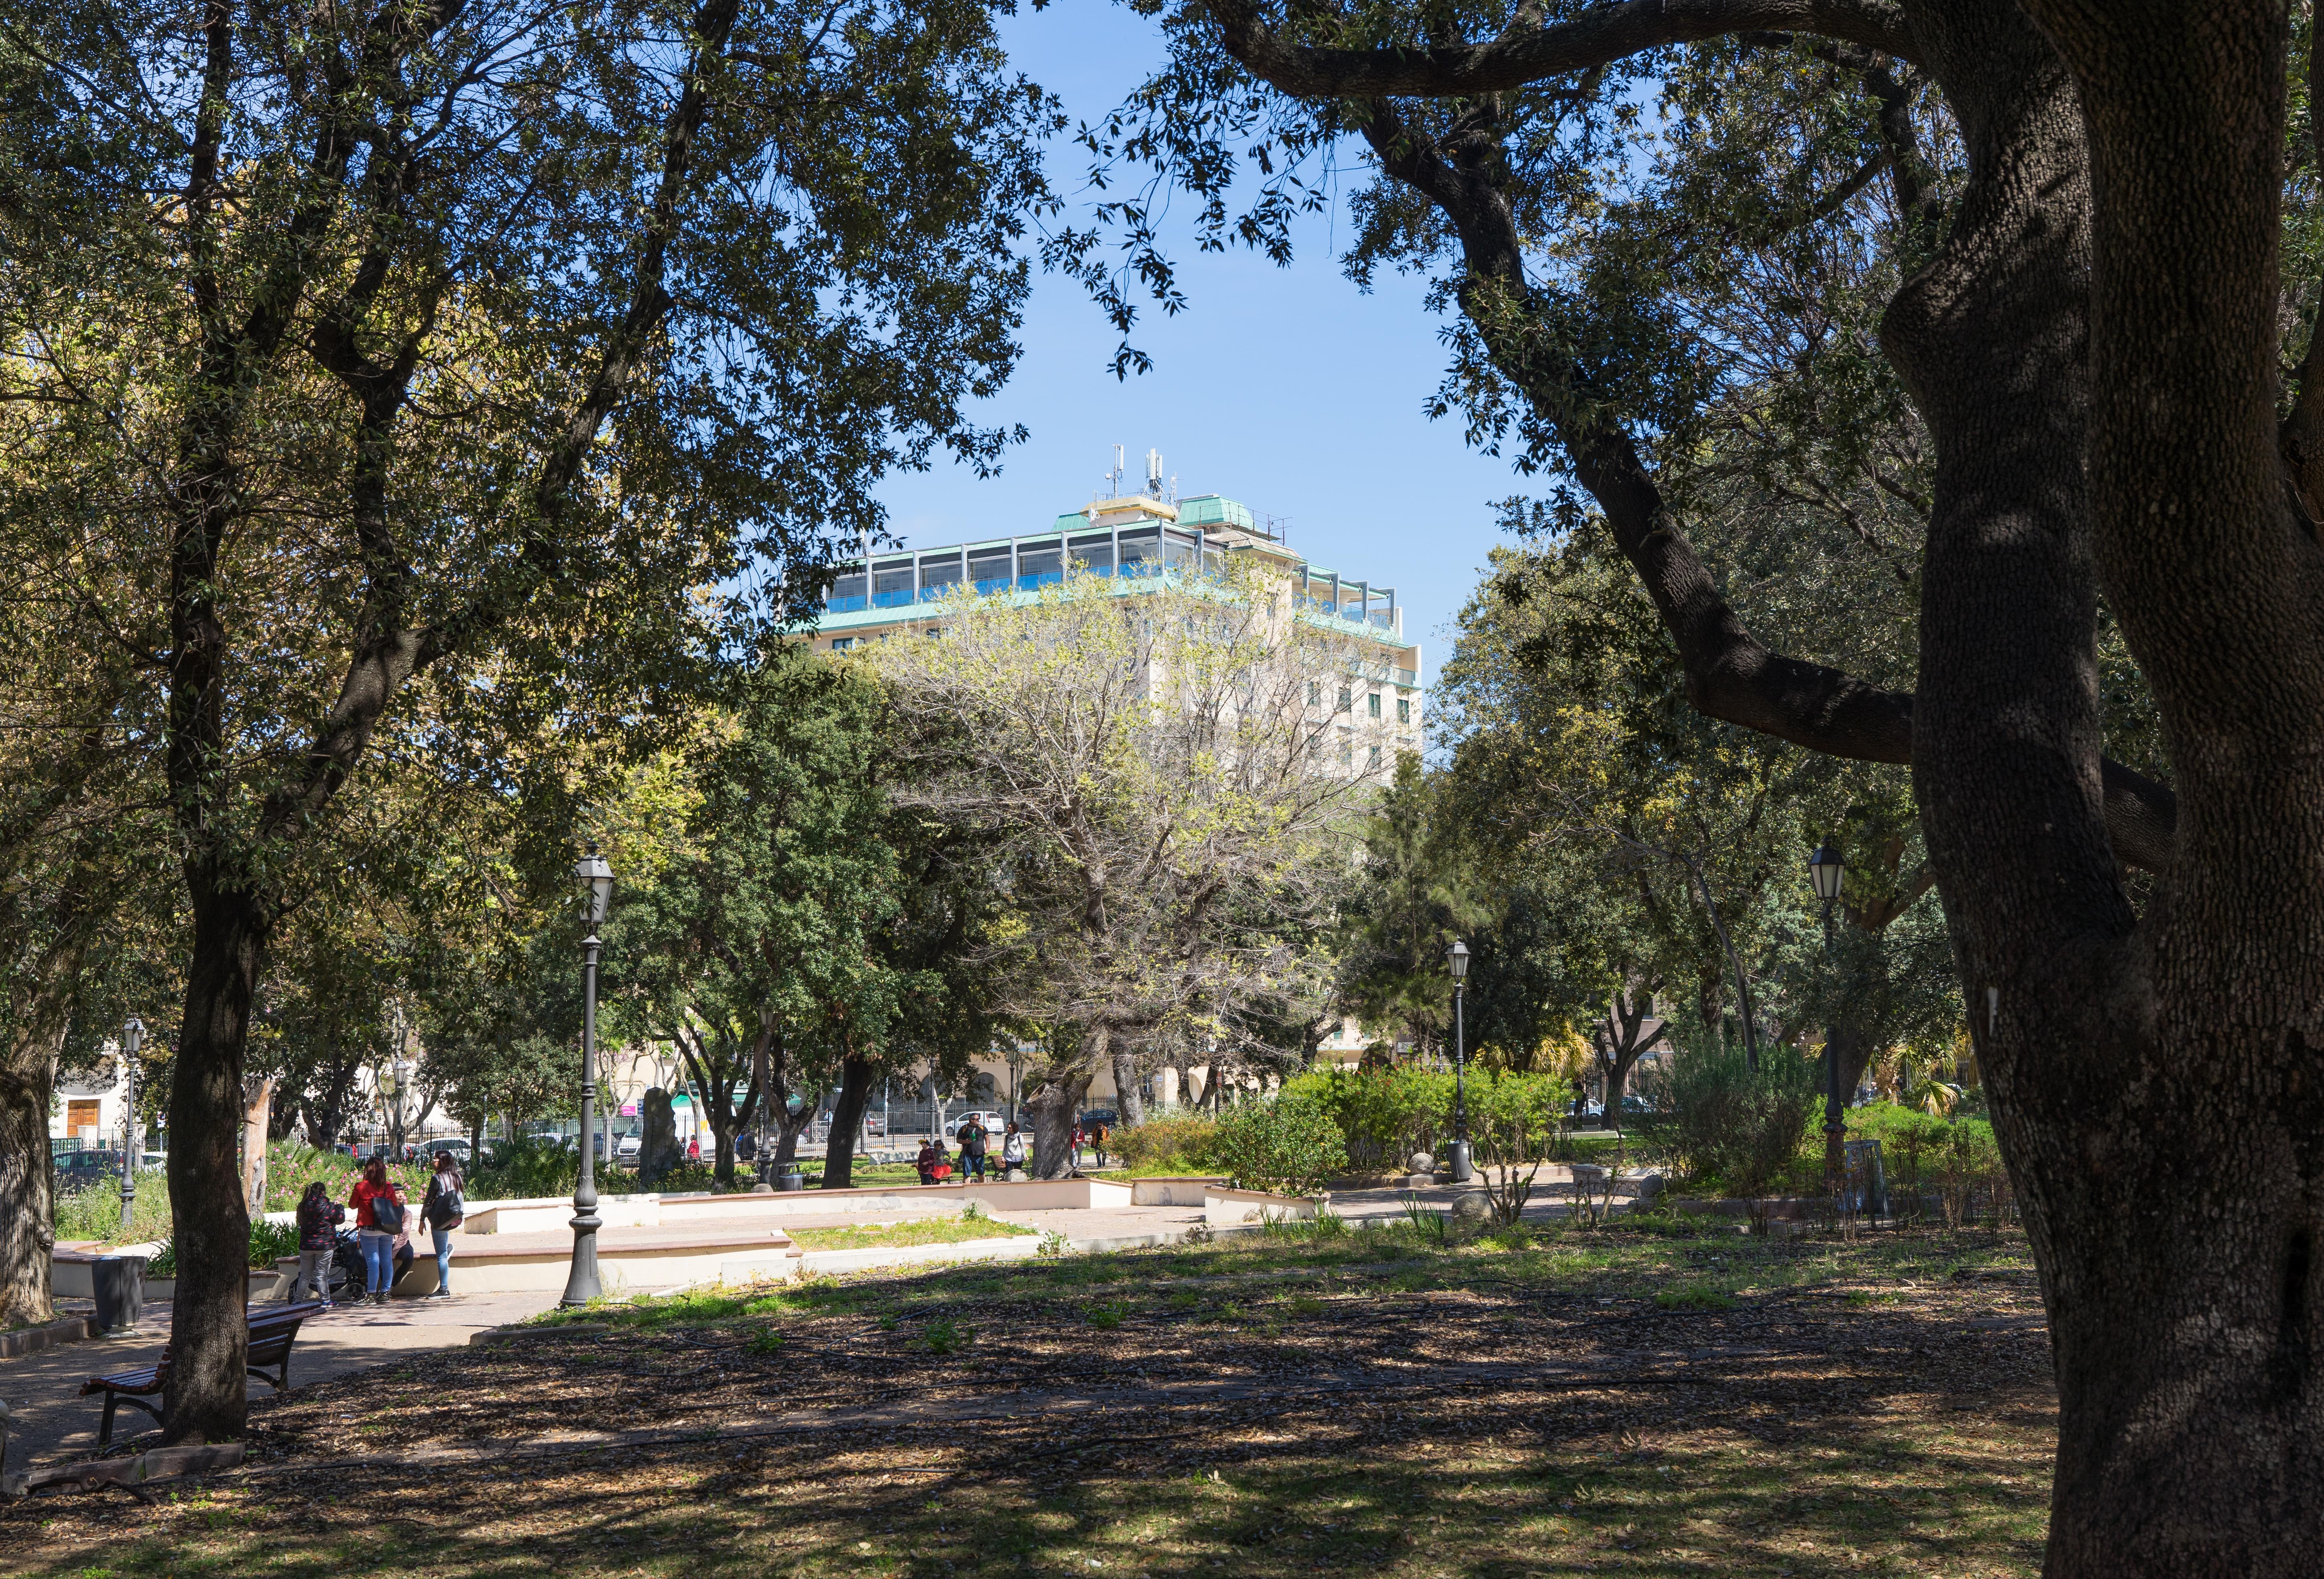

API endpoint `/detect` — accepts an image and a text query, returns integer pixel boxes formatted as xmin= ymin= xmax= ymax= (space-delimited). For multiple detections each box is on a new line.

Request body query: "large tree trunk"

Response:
xmin=1111 ymin=1040 xmax=1145 ymax=1127
xmin=162 ymin=888 xmax=267 ymax=1444
xmin=1024 ymin=1071 xmax=1092 ymax=1179
xmin=0 ymin=1032 xmax=59 ymax=1327
xmin=1926 ymin=2 xmax=2324 ymax=1571
xmin=817 ymin=1054 xmax=874 ymax=1189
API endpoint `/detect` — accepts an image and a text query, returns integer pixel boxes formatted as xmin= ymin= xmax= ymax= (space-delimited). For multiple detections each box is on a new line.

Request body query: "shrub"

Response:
xmin=1665 ymin=1034 xmax=1821 ymax=1198
xmin=466 ymin=1135 xmax=581 ymax=1200
xmin=248 ymin=1218 xmax=302 ymax=1268
xmin=1849 ymin=1102 xmax=2011 ymax=1226
xmin=1109 ymin=1115 xmax=1218 ymax=1173
xmin=1281 ymin=1065 xmax=1454 ymax=1170
xmin=1207 ymin=1095 xmax=1348 ymax=1197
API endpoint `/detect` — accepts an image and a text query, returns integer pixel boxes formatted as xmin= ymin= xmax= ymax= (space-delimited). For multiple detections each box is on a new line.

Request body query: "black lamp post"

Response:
xmin=118 ymin=1016 xmax=144 ymax=1237
xmin=1447 ymin=939 xmax=1473 ymax=1184
xmin=1808 ymin=839 xmax=1847 ymax=1194
xmin=562 ymin=846 xmax=615 ymax=1307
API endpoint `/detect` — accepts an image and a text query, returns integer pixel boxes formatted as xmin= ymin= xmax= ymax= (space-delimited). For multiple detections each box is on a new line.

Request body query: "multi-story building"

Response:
xmin=805 ymin=485 xmax=1424 ymax=1116
xmin=807 ymin=491 xmax=1424 ymax=754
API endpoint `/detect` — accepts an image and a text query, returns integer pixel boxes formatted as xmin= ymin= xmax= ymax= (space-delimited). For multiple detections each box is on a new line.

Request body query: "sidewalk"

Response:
xmin=1 ymin=1289 xmax=560 ymax=1473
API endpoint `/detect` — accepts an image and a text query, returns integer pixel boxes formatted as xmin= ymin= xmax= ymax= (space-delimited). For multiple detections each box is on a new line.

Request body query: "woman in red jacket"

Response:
xmin=348 ymin=1158 xmax=407 ymax=1306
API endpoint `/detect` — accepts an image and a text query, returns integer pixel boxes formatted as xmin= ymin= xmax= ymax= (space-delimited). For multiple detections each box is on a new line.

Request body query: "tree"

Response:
xmin=1084 ymin=0 xmax=2323 ymax=1565
xmin=0 ymin=0 xmax=1052 ymax=1440
xmin=608 ymin=655 xmax=966 ymax=1187
xmin=1334 ymin=753 xmax=1490 ymax=1059
xmin=869 ymin=565 xmax=1388 ymax=1173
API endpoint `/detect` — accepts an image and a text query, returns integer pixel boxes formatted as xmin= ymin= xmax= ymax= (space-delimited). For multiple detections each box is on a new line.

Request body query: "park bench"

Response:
xmin=80 ymin=1300 xmax=328 ymax=1451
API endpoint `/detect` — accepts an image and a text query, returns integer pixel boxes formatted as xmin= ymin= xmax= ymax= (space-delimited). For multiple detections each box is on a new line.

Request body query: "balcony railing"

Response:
xmin=872 ymin=587 xmax=916 ymax=608
xmin=827 ymin=593 xmax=867 ymax=613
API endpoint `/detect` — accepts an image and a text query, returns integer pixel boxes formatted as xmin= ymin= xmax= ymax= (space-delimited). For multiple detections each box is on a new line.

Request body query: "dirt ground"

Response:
xmin=0 ymin=1215 xmax=2057 ymax=1577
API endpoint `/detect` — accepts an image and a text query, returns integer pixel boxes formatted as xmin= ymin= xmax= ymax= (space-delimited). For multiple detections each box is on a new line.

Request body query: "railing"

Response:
xmin=826 ymin=593 xmax=867 ymax=613
xmin=973 ymin=576 xmax=1011 ymax=595
xmin=872 ymin=587 xmax=916 ymax=608
xmin=919 ymin=582 xmax=960 ymax=602
xmin=1017 ymin=570 xmax=1062 ymax=592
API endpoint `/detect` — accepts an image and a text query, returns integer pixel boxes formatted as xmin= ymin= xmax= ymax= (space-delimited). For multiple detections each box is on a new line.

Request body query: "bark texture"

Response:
xmin=1110 ymin=1042 xmax=1146 ymax=1127
xmin=816 ymin=1055 xmax=875 ymax=1190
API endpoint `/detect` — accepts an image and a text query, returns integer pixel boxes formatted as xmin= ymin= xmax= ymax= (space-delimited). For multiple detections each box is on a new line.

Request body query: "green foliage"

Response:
xmin=1281 ymin=1064 xmax=1455 ymax=1170
xmin=1206 ymin=1095 xmax=1348 ymax=1198
xmin=922 ymin=1317 xmax=972 ymax=1355
xmin=144 ymin=1239 xmax=176 ymax=1277
xmin=1656 ymin=1283 xmax=1738 ymax=1312
xmin=1108 ymin=1115 xmax=1219 ymax=1174
xmin=1334 ymin=754 xmax=1489 ymax=1059
xmin=466 ymin=1137 xmax=581 ymax=1202
xmin=1664 ymin=1035 xmax=1822 ymax=1199
xmin=1847 ymin=1103 xmax=2012 ymax=1228
xmin=248 ymin=1219 xmax=301 ymax=1269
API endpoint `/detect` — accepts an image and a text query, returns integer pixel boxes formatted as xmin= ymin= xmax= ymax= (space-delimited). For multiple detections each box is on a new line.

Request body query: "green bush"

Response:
xmin=1281 ymin=1065 xmax=1454 ymax=1170
xmin=1665 ymin=1035 xmax=1821 ymax=1198
xmin=1109 ymin=1115 xmax=1218 ymax=1174
xmin=1207 ymin=1095 xmax=1348 ymax=1197
xmin=248 ymin=1218 xmax=302 ymax=1269
xmin=1847 ymin=1102 xmax=2011 ymax=1226
xmin=466 ymin=1135 xmax=581 ymax=1200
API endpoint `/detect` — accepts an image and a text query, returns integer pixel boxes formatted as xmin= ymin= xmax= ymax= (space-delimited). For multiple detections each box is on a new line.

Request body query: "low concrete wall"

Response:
xmin=460 ymin=1194 xmax=662 ymax=1235
xmin=1203 ymin=1187 xmax=1321 ymax=1226
xmin=964 ymin=1177 xmax=1133 ymax=1212
xmin=797 ymin=1235 xmax=1043 ymax=1278
xmin=1130 ymin=1177 xmax=1226 ymax=1206
xmin=440 ymin=1240 xmax=802 ymax=1295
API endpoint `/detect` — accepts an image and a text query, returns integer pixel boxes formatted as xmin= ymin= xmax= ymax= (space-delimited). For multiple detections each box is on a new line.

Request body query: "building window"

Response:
xmin=1338 ymin=740 xmax=1353 ymax=769
xmin=1337 ymin=685 xmax=1352 ymax=712
xmin=1367 ymin=745 xmax=1382 ymax=769
xmin=1367 ymin=691 xmax=1381 ymax=718
xmin=830 ymin=637 xmax=856 ymax=651
xmin=1308 ymin=681 xmax=1321 ymax=706
xmin=1397 ymin=696 xmax=1411 ymax=723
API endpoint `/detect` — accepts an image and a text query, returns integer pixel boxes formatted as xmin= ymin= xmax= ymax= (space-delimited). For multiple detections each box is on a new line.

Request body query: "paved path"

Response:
xmin=0 ymin=1290 xmax=560 ymax=1472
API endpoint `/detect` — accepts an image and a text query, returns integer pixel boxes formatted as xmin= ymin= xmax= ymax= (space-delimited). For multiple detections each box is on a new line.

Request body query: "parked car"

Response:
xmin=54 ymin=1149 xmax=123 ymax=1191
xmin=1077 ymin=1108 xmax=1119 ymax=1130
xmin=617 ymin=1132 xmax=643 ymax=1163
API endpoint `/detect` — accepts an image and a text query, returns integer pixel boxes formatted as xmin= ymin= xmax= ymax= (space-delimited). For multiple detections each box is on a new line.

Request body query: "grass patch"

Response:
xmin=8 ymin=1216 xmax=2054 ymax=1579
xmin=786 ymin=1216 xmax=1036 ymax=1251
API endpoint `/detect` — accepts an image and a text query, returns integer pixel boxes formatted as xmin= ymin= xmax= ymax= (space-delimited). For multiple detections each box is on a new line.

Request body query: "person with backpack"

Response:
xmin=1093 ymin=1121 xmax=1111 ymax=1168
xmin=294 ymin=1181 xmax=345 ymax=1307
xmin=421 ymin=1151 xmax=465 ymax=1299
xmin=349 ymin=1157 xmax=407 ymax=1305
xmin=959 ymin=1117 xmax=989 ymax=1183
xmin=1001 ymin=1121 xmax=1027 ymax=1177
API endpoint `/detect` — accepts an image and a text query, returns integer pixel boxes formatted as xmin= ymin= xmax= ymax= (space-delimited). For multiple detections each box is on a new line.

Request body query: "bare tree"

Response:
xmin=869 ymin=563 xmax=1392 ymax=1174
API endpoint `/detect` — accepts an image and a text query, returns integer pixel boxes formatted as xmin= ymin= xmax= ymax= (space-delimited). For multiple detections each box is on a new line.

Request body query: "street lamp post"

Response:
xmin=1447 ymin=939 xmax=1473 ymax=1184
xmin=563 ymin=846 xmax=616 ymax=1307
xmin=118 ymin=1017 xmax=144 ymax=1236
xmin=1808 ymin=839 xmax=1848 ymax=1197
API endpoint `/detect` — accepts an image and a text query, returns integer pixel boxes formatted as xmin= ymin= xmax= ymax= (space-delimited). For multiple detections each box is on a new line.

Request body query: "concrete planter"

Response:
xmin=1203 ymin=1187 xmax=1322 ymax=1226
xmin=1129 ymin=1176 xmax=1227 ymax=1206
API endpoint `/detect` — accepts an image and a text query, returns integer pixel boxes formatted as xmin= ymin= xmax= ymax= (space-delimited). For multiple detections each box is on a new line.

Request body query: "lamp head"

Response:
xmin=1447 ymin=938 xmax=1471 ymax=983
xmin=576 ymin=844 xmax=615 ymax=929
xmin=1808 ymin=838 xmax=1846 ymax=906
xmin=122 ymin=1016 xmax=144 ymax=1053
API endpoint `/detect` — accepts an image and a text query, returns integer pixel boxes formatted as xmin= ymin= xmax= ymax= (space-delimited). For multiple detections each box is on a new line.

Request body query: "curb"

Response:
xmin=2 ymin=1442 xmax=244 ymax=1498
xmin=0 ymin=1315 xmax=102 ymax=1361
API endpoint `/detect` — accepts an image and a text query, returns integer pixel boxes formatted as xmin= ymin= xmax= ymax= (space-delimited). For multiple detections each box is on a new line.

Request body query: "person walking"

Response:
xmin=1001 ymin=1121 xmax=1027 ymax=1178
xmin=1069 ymin=1123 xmax=1085 ymax=1171
xmin=349 ymin=1157 xmax=407 ymax=1306
xmin=916 ymin=1137 xmax=941 ymax=1186
xmin=421 ymin=1151 xmax=465 ymax=1300
xmin=960 ymin=1117 xmax=989 ymax=1183
xmin=1093 ymin=1121 xmax=1111 ymax=1168
xmin=294 ymin=1181 xmax=345 ymax=1307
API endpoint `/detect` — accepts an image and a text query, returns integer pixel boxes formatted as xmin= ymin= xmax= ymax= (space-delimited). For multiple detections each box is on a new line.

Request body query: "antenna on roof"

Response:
xmin=1107 ymin=444 xmax=1125 ymax=496
xmin=1145 ymin=448 xmax=1164 ymax=498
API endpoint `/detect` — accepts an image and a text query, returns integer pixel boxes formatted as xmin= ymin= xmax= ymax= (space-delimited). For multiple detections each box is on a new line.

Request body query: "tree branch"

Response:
xmin=1208 ymin=0 xmax=1919 ymax=100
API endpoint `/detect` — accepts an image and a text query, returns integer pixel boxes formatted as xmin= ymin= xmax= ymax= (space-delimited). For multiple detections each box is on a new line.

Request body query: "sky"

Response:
xmin=863 ymin=0 xmax=1532 ymax=687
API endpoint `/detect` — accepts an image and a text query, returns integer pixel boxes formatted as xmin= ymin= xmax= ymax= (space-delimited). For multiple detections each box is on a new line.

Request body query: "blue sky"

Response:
xmin=864 ymin=0 xmax=1529 ymax=685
